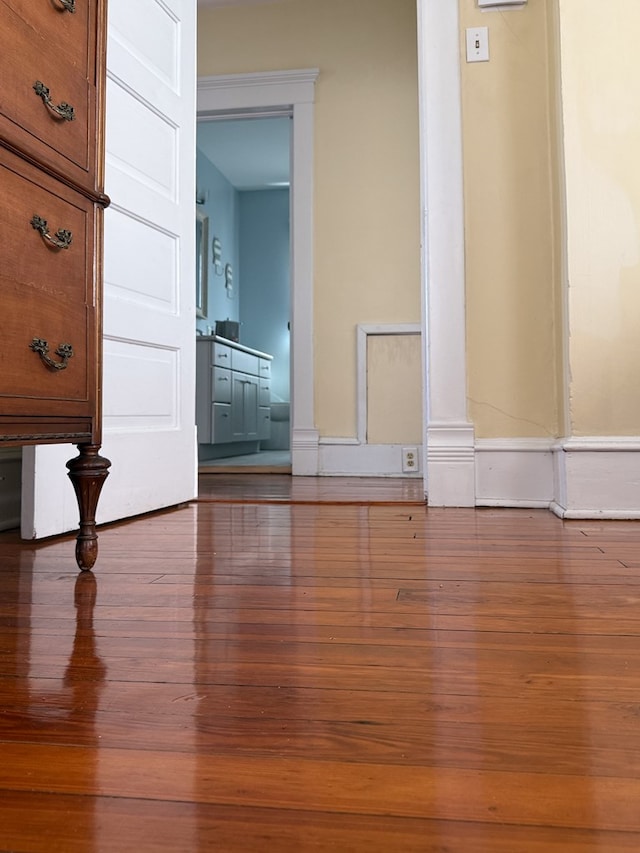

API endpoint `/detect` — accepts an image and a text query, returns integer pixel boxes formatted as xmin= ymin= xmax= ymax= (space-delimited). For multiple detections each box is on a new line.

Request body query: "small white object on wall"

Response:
xmin=478 ymin=0 xmax=526 ymax=7
xmin=466 ymin=27 xmax=489 ymax=63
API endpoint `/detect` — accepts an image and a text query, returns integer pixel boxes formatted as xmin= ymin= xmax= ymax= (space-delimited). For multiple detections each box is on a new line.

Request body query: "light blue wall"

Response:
xmin=239 ymin=189 xmax=290 ymax=402
xmin=195 ymin=148 xmax=240 ymax=333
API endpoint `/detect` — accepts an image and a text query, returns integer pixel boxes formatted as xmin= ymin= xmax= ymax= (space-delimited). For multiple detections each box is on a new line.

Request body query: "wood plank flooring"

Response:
xmin=197 ymin=473 xmax=426 ymax=503
xmin=1 ymin=478 xmax=640 ymax=851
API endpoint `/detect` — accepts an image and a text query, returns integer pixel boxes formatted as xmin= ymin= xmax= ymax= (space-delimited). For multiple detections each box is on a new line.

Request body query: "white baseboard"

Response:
xmin=553 ymin=437 xmax=640 ymax=518
xmin=319 ymin=439 xmax=423 ymax=478
xmin=297 ymin=431 xmax=640 ymax=518
xmin=475 ymin=439 xmax=555 ymax=507
xmin=426 ymin=423 xmax=476 ymax=506
xmin=0 ymin=449 xmax=21 ymax=531
xmin=291 ymin=428 xmax=320 ymax=475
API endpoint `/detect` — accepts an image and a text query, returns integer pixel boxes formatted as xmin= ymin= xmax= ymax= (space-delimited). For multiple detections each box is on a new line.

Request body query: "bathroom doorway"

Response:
xmin=195 ymin=114 xmax=292 ymax=473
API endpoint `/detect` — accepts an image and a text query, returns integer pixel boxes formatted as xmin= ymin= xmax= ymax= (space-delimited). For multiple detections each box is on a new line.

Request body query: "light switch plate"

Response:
xmin=478 ymin=0 xmax=527 ymax=6
xmin=466 ymin=27 xmax=489 ymax=63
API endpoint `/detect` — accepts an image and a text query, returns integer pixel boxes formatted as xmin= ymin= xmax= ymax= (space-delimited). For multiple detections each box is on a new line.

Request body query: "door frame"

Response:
xmin=197 ymin=69 xmax=319 ymax=475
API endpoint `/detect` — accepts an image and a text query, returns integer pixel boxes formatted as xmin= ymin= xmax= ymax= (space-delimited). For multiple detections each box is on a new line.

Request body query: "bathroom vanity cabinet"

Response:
xmin=196 ymin=337 xmax=272 ymax=447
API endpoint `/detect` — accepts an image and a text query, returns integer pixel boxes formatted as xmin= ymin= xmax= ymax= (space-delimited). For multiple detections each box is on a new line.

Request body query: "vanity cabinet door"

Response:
xmin=231 ymin=373 xmax=259 ymax=441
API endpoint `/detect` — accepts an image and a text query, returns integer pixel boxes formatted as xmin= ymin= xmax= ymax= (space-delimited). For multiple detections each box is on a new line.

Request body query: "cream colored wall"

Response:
xmin=558 ymin=0 xmax=640 ymax=436
xmin=367 ymin=334 xmax=422 ymax=445
xmin=545 ymin=0 xmax=568 ymax=437
xmin=197 ymin=0 xmax=421 ymax=440
xmin=459 ymin=0 xmax=560 ymax=439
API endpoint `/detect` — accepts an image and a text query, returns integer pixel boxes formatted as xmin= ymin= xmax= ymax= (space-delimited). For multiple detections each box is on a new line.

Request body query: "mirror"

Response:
xmin=196 ymin=212 xmax=208 ymax=319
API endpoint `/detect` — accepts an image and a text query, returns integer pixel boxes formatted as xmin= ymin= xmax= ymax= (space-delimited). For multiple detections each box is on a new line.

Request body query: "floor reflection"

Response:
xmin=3 ymin=564 xmax=108 ymax=851
xmin=63 ymin=573 xmax=107 ymax=708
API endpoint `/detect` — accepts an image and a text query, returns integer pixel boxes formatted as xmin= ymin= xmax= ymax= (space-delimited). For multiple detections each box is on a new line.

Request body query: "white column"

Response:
xmin=417 ymin=0 xmax=475 ymax=505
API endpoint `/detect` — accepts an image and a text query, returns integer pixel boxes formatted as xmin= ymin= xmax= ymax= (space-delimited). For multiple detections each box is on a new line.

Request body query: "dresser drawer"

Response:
xmin=3 ymin=0 xmax=94 ymax=76
xmin=0 ymin=287 xmax=90 ymax=409
xmin=0 ymin=151 xmax=95 ymax=412
xmin=0 ymin=151 xmax=93 ymax=306
xmin=0 ymin=0 xmax=97 ymax=185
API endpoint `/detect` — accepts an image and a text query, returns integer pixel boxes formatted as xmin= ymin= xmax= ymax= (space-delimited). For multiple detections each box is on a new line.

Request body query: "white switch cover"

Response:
xmin=478 ymin=0 xmax=526 ymax=6
xmin=466 ymin=27 xmax=489 ymax=62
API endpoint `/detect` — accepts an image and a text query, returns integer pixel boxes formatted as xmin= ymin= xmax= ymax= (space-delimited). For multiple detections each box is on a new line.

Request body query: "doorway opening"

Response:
xmin=197 ymin=70 xmax=319 ymax=479
xmin=195 ymin=113 xmax=292 ymax=474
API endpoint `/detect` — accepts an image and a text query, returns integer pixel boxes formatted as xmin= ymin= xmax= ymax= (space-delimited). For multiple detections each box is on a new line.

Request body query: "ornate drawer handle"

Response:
xmin=33 ymin=81 xmax=75 ymax=121
xmin=30 ymin=338 xmax=74 ymax=371
xmin=55 ymin=0 xmax=76 ymax=11
xmin=31 ymin=215 xmax=73 ymax=249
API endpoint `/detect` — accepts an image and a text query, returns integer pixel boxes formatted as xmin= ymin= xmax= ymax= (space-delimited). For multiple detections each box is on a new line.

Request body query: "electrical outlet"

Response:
xmin=402 ymin=447 xmax=419 ymax=474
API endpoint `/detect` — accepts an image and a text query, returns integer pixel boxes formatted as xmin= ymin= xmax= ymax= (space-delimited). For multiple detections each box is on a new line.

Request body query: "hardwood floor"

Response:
xmin=1 ymin=479 xmax=640 ymax=851
xmin=197 ymin=473 xmax=426 ymax=503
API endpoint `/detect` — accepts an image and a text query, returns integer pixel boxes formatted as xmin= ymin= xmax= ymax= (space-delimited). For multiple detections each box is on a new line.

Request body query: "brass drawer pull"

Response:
xmin=54 ymin=0 xmax=76 ymax=11
xmin=33 ymin=81 xmax=75 ymax=121
xmin=30 ymin=338 xmax=74 ymax=371
xmin=31 ymin=215 xmax=73 ymax=249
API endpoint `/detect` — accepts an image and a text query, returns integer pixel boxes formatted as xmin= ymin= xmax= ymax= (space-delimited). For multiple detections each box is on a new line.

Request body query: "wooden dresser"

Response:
xmin=0 ymin=0 xmax=110 ymax=570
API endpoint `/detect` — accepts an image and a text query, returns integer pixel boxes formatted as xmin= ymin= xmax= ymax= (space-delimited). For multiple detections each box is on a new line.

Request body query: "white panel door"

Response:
xmin=21 ymin=0 xmax=197 ymax=539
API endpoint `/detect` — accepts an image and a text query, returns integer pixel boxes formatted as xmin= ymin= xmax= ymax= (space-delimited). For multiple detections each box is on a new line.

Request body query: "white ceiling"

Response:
xmin=197 ymin=116 xmax=291 ymax=191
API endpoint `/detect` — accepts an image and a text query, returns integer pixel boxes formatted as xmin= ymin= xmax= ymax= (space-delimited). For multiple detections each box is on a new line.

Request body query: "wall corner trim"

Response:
xmin=553 ymin=436 xmax=640 ymax=518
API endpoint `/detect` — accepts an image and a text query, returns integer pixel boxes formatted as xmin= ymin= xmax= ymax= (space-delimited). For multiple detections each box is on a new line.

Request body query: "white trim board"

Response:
xmin=197 ymin=69 xmax=320 ymax=475
xmin=312 ymin=324 xmax=424 ymax=479
xmin=475 ymin=439 xmax=555 ymax=507
xmin=316 ymin=435 xmax=640 ymax=518
xmin=553 ymin=437 xmax=640 ymax=518
xmin=356 ymin=323 xmax=421 ymax=445
xmin=417 ymin=0 xmax=475 ymax=506
xmin=475 ymin=437 xmax=640 ymax=517
xmin=319 ymin=440 xmax=423 ymax=478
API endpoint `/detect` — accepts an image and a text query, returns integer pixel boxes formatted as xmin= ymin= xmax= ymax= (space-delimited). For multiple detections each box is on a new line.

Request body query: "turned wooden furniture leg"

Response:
xmin=66 ymin=444 xmax=111 ymax=572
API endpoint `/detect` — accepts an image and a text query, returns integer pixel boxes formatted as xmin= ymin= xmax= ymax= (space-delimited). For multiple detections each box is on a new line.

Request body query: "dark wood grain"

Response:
xmin=1 ymin=490 xmax=640 ymax=850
